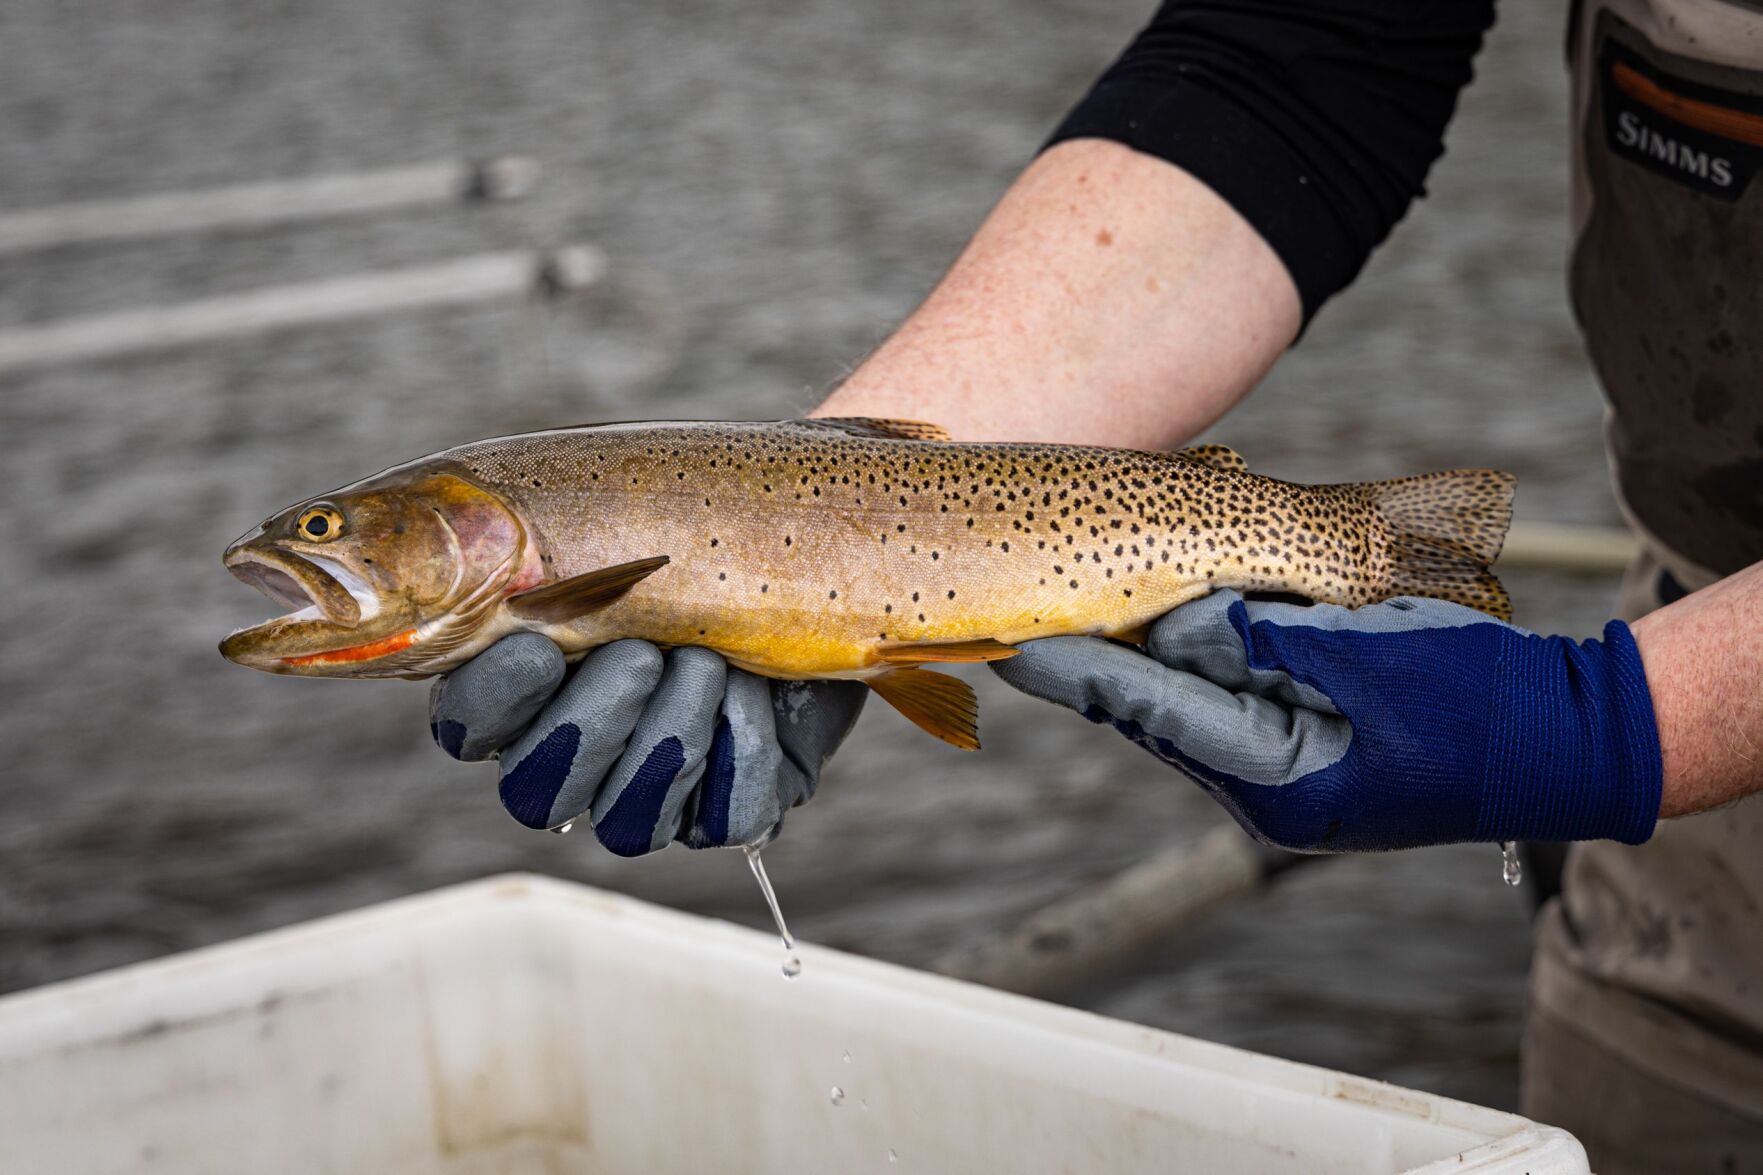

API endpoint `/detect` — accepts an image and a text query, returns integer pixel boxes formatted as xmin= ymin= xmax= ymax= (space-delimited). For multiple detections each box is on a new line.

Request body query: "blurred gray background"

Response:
xmin=2 ymin=0 xmax=1615 ymax=1111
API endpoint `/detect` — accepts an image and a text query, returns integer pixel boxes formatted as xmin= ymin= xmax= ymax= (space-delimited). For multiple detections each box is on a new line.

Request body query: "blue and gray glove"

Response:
xmin=990 ymin=591 xmax=1663 ymax=853
xmin=429 ymin=636 xmax=866 ymax=855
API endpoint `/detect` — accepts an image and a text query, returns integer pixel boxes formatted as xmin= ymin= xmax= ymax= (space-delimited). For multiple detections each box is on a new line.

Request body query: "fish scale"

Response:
xmin=221 ymin=417 xmax=1515 ymax=749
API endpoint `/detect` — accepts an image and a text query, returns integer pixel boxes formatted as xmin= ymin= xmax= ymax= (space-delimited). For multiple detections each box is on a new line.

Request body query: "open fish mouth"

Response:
xmin=224 ymin=547 xmax=373 ymax=633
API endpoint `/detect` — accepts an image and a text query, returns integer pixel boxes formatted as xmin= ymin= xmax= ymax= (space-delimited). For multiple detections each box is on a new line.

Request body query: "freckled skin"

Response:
xmin=423 ymin=420 xmax=1514 ymax=680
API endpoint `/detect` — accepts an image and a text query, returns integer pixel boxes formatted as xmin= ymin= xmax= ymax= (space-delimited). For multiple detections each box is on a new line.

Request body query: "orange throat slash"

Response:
xmin=280 ymin=627 xmax=419 ymax=667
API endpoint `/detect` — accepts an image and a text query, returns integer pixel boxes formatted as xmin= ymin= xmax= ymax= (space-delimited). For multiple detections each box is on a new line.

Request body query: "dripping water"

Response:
xmin=1500 ymin=841 xmax=1522 ymax=887
xmin=744 ymin=843 xmax=802 ymax=979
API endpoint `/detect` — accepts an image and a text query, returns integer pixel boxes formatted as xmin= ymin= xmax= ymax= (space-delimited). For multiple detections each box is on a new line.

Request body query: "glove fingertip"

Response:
xmin=587 ymin=639 xmax=667 ymax=697
xmin=497 ymin=629 xmax=569 ymax=677
xmin=1145 ymin=589 xmax=1244 ymax=660
xmin=664 ymin=645 xmax=729 ymax=699
xmin=432 ymin=717 xmax=470 ymax=760
xmin=987 ymin=635 xmax=1125 ymax=688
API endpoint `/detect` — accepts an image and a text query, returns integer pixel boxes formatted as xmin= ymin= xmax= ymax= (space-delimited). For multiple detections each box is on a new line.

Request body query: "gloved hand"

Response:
xmin=990 ymin=590 xmax=1663 ymax=853
xmin=429 ymin=636 xmax=866 ymax=855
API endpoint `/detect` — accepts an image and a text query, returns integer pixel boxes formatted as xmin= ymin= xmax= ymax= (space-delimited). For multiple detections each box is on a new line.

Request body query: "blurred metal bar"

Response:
xmin=1497 ymin=521 xmax=1636 ymax=574
xmin=0 ymin=245 xmax=604 ymax=376
xmin=934 ymin=825 xmax=1312 ymax=1000
xmin=0 ymin=156 xmax=541 ymax=255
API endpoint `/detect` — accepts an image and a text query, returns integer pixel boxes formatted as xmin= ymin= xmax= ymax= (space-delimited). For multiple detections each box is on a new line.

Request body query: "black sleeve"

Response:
xmin=1049 ymin=0 xmax=1497 ymax=324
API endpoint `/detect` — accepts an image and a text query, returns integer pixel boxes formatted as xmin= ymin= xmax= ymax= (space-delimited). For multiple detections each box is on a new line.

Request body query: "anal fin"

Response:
xmin=868 ymin=668 xmax=981 ymax=750
xmin=875 ymin=637 xmax=1019 ymax=664
xmin=508 ymin=555 xmax=669 ymax=623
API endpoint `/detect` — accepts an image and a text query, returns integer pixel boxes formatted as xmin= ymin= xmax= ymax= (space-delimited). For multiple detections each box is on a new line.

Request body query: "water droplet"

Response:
xmin=829 ymin=1085 xmax=845 ymax=1106
xmin=842 ymin=1050 xmax=852 ymax=1064
xmin=782 ymin=956 xmax=802 ymax=980
xmin=1501 ymin=841 xmax=1522 ymax=887
xmin=551 ymin=821 xmax=573 ymax=835
xmin=888 ymin=1149 xmax=898 ymax=1163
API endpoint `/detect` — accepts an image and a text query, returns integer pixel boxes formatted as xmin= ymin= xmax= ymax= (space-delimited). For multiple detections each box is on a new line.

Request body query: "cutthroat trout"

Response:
xmin=221 ymin=417 xmax=1514 ymax=748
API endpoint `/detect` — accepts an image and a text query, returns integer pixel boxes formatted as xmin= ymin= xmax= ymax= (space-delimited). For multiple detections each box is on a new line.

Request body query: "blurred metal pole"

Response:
xmin=0 ymin=245 xmax=603 ymax=376
xmin=933 ymin=825 xmax=1314 ymax=1000
xmin=0 ymin=156 xmax=541 ymax=255
xmin=1497 ymin=521 xmax=1636 ymax=574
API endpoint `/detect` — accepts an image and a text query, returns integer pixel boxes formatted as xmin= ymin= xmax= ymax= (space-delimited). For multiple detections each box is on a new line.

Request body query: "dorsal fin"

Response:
xmin=866 ymin=667 xmax=981 ymax=750
xmin=507 ymin=556 xmax=669 ymax=623
xmin=1175 ymin=444 xmax=1248 ymax=473
xmin=806 ymin=417 xmax=953 ymax=442
xmin=874 ymin=637 xmax=1019 ymax=665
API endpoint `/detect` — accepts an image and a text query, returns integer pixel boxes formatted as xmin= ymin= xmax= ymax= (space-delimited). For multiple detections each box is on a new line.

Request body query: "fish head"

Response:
xmin=220 ymin=467 xmax=537 ymax=678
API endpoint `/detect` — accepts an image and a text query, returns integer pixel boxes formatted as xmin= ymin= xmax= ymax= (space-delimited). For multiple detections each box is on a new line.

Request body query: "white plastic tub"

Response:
xmin=0 ymin=874 xmax=1585 ymax=1173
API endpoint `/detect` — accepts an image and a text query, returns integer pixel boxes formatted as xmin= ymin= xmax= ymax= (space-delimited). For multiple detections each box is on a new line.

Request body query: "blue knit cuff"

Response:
xmin=1476 ymin=621 xmax=1663 ymax=845
xmin=1597 ymin=621 xmax=1665 ymax=844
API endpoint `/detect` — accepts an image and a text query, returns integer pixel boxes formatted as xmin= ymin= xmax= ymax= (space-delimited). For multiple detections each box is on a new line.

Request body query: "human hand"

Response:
xmin=990 ymin=591 xmax=1662 ymax=852
xmin=429 ymin=636 xmax=866 ymax=855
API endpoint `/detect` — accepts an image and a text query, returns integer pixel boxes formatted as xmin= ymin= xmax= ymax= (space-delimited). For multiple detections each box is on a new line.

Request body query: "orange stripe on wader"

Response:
xmin=1612 ymin=60 xmax=1763 ymax=149
xmin=281 ymin=627 xmax=419 ymax=666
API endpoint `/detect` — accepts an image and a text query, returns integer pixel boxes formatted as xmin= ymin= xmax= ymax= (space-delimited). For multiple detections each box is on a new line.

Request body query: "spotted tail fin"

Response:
xmin=1362 ymin=469 xmax=1516 ymax=620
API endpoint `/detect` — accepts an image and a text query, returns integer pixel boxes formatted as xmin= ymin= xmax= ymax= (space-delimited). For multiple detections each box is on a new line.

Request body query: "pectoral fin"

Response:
xmin=1175 ymin=444 xmax=1247 ymax=473
xmin=867 ymin=668 xmax=981 ymax=750
xmin=806 ymin=417 xmax=953 ymax=442
xmin=507 ymin=556 xmax=670 ymax=623
xmin=875 ymin=637 xmax=1019 ymax=664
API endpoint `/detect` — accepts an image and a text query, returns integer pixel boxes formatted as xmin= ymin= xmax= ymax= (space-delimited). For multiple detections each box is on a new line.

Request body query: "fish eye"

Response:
xmin=296 ymin=505 xmax=345 ymax=542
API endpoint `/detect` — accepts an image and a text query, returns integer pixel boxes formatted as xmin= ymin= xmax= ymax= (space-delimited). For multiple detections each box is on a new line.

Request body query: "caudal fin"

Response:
xmin=1362 ymin=469 xmax=1516 ymax=620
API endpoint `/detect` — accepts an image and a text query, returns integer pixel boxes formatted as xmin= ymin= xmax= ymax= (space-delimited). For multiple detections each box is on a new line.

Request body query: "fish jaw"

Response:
xmin=223 ymin=546 xmax=363 ymax=627
xmin=219 ymin=544 xmax=410 ymax=675
xmin=219 ymin=540 xmax=528 ymax=678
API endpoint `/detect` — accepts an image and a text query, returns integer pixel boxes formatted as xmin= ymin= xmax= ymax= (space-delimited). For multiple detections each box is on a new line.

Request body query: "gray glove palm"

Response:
xmin=430 ymin=635 xmax=866 ymax=855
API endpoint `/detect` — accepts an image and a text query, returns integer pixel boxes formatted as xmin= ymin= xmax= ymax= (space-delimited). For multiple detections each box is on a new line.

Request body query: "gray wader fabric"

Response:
xmin=1524 ymin=2 xmax=1763 ymax=1163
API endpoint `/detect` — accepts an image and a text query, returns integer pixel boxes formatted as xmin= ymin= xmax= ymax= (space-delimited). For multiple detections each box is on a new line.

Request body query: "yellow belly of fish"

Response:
xmin=595 ymin=560 xmax=1226 ymax=681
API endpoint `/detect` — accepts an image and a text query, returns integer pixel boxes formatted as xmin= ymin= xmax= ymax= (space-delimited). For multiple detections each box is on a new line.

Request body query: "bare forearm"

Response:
xmin=813 ymin=139 xmax=1301 ymax=447
xmin=1631 ymin=560 xmax=1763 ymax=818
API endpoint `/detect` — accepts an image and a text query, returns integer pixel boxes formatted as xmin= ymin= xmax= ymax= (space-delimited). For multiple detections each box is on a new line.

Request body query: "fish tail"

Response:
xmin=1360 ymin=469 xmax=1516 ymax=620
